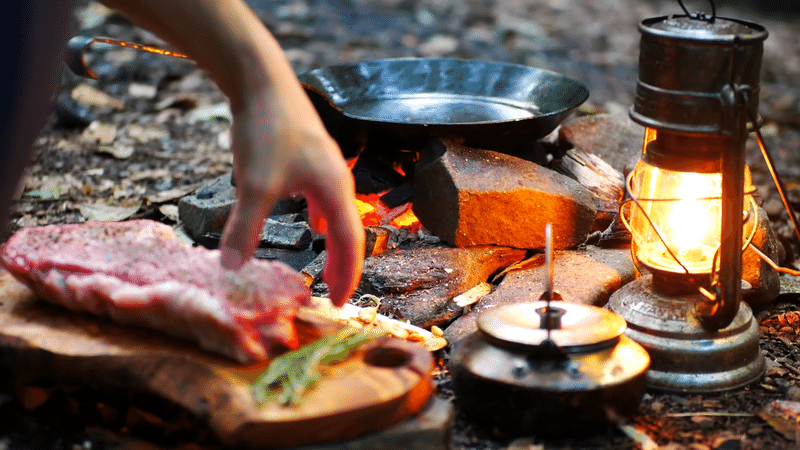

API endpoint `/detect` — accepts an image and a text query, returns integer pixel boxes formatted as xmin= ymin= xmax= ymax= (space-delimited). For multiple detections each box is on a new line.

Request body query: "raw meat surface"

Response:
xmin=0 ymin=219 xmax=312 ymax=363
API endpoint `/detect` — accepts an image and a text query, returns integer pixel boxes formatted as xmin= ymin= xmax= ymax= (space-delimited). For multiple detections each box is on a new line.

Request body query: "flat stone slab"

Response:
xmin=360 ymin=246 xmax=527 ymax=329
xmin=443 ymin=245 xmax=635 ymax=345
xmin=412 ymin=139 xmax=597 ymax=250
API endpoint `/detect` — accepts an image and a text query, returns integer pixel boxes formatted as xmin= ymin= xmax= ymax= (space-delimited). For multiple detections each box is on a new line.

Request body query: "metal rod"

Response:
xmin=676 ymin=0 xmax=716 ymax=21
xmin=748 ymin=109 xmax=800 ymax=246
xmin=545 ymin=222 xmax=554 ymax=303
xmin=66 ymin=36 xmax=189 ymax=79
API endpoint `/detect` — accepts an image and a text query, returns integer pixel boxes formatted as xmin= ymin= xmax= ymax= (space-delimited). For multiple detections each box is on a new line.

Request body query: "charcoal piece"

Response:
xmin=352 ymin=152 xmax=405 ymax=194
xmin=260 ymin=219 xmax=312 ymax=250
xmin=301 ymin=250 xmax=326 ymax=286
xmin=253 ymin=248 xmax=317 ymax=271
xmin=270 ymin=196 xmax=307 ymax=216
xmin=379 ymin=184 xmax=413 ymax=209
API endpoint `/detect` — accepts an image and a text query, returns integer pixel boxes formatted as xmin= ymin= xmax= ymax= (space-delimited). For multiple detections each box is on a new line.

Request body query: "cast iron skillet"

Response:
xmin=66 ymin=37 xmax=589 ymax=150
xmin=299 ymin=58 xmax=589 ymax=150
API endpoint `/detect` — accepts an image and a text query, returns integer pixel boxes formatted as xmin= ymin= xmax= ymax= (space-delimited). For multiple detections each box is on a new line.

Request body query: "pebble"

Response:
xmin=786 ymin=385 xmax=800 ymax=401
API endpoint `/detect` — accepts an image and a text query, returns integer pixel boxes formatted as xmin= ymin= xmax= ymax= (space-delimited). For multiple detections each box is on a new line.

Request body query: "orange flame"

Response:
xmin=355 ymin=190 xmax=421 ymax=231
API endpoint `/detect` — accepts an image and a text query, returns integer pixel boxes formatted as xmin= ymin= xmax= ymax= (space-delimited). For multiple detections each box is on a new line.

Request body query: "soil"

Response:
xmin=2 ymin=0 xmax=800 ymax=449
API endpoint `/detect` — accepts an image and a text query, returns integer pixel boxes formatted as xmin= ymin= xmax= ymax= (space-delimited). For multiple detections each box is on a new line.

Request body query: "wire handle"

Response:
xmin=677 ymin=0 xmax=716 ymax=22
xmin=66 ymin=35 xmax=189 ymax=79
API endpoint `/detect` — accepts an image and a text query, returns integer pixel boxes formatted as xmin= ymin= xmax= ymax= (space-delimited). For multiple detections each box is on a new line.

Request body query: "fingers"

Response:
xmin=219 ymin=182 xmax=275 ymax=270
xmin=307 ymin=171 xmax=364 ymax=307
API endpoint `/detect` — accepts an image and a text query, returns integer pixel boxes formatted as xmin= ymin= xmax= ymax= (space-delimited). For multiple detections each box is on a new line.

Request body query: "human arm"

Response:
xmin=100 ymin=0 xmax=364 ymax=306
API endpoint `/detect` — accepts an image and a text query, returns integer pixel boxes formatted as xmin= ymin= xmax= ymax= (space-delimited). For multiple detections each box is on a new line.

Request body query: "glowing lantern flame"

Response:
xmin=626 ymin=161 xmax=725 ymax=275
xmin=667 ymin=172 xmax=717 ymax=260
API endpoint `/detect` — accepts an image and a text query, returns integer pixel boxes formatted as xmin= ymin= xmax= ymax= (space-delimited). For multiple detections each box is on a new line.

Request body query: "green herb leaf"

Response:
xmin=251 ymin=326 xmax=386 ymax=405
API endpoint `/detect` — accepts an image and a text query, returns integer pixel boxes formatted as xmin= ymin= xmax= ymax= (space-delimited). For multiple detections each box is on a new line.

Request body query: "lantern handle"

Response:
xmin=676 ymin=0 xmax=716 ymax=22
xmin=742 ymin=92 xmax=800 ymax=248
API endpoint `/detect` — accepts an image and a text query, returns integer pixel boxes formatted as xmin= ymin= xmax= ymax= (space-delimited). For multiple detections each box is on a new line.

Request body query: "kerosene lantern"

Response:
xmin=607 ymin=1 xmax=768 ymax=392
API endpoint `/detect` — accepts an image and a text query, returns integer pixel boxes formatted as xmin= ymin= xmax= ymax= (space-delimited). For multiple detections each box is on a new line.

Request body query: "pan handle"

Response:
xmin=66 ymin=36 xmax=190 ymax=79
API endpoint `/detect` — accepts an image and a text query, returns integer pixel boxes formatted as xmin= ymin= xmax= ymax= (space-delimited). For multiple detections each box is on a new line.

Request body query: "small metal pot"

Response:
xmin=451 ymin=301 xmax=650 ymax=437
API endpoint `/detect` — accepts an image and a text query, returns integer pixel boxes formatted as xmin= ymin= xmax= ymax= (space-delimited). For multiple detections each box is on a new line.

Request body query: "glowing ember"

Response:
xmin=390 ymin=206 xmax=421 ymax=232
xmin=355 ymin=191 xmax=421 ymax=231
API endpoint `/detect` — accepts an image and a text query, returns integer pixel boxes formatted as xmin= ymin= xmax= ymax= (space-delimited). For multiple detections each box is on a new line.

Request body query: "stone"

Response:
xmin=742 ymin=206 xmax=782 ymax=305
xmin=412 ymin=139 xmax=597 ymax=250
xmin=178 ymin=173 xmax=236 ymax=240
xmin=558 ymin=112 xmax=645 ymax=174
xmin=359 ymin=246 xmax=527 ymax=329
xmin=178 ymin=174 xmax=308 ymax=242
xmin=443 ymin=245 xmax=635 ymax=345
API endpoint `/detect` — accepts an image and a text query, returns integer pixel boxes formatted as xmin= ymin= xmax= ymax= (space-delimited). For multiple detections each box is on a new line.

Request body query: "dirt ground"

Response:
xmin=2 ymin=0 xmax=800 ymax=449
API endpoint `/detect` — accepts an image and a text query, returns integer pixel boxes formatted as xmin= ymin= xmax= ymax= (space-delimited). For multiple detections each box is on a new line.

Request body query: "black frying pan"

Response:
xmin=67 ymin=37 xmax=588 ymax=150
xmin=300 ymin=58 xmax=589 ymax=150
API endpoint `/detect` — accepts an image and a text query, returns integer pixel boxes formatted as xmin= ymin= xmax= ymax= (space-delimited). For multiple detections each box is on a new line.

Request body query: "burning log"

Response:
xmin=556 ymin=147 xmax=624 ymax=231
xmin=364 ymin=226 xmax=391 ymax=256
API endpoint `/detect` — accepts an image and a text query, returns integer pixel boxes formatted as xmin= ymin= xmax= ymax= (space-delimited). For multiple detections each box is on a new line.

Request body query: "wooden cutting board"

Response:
xmin=0 ymin=271 xmax=434 ymax=449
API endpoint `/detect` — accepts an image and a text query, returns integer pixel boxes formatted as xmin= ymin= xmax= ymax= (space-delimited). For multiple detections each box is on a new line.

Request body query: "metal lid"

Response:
xmin=478 ymin=302 xmax=627 ymax=353
xmin=643 ymin=15 xmax=767 ymax=42
xmin=631 ymin=13 xmax=767 ymax=134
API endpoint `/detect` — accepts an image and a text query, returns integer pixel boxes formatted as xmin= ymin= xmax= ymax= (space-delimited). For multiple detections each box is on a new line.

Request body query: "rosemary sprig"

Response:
xmin=251 ymin=326 xmax=387 ymax=405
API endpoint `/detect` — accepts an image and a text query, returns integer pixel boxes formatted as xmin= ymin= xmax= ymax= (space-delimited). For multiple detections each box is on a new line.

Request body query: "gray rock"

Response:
xmin=360 ymin=246 xmax=527 ymax=329
xmin=443 ymin=245 xmax=635 ymax=345
xmin=178 ymin=173 xmax=236 ymax=240
xmin=558 ymin=113 xmax=645 ymax=174
xmin=412 ymin=139 xmax=597 ymax=250
xmin=178 ymin=174 xmax=308 ymax=242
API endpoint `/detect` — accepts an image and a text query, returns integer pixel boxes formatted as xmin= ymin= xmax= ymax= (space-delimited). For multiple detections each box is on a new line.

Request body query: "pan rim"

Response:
xmin=299 ymin=57 xmax=589 ymax=127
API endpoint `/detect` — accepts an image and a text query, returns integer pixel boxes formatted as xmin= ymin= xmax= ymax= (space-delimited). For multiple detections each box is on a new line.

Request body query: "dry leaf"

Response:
xmin=96 ymin=144 xmax=134 ymax=159
xmin=71 ymin=84 xmax=125 ymax=110
xmin=147 ymin=186 xmax=198 ymax=204
xmin=125 ymin=124 xmax=169 ymax=143
xmin=190 ymin=103 xmax=232 ymax=123
xmin=24 ymin=185 xmax=62 ymax=201
xmin=453 ymin=282 xmax=493 ymax=307
xmin=159 ymin=204 xmax=180 ymax=222
xmin=82 ymin=121 xmax=118 ymax=145
xmin=79 ymin=202 xmax=141 ymax=222
xmin=127 ymin=83 xmax=158 ymax=99
xmin=758 ymin=400 xmax=800 ymax=441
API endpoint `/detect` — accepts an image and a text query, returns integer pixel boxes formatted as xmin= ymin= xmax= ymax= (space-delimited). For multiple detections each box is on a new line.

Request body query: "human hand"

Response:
xmin=218 ymin=83 xmax=364 ymax=307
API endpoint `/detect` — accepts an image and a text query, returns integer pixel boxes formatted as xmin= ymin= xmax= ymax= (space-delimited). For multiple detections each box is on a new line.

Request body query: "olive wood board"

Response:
xmin=0 ymin=271 xmax=434 ymax=449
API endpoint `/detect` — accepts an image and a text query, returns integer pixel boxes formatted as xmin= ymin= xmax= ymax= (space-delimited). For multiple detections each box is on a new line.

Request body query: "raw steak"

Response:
xmin=0 ymin=219 xmax=312 ymax=363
